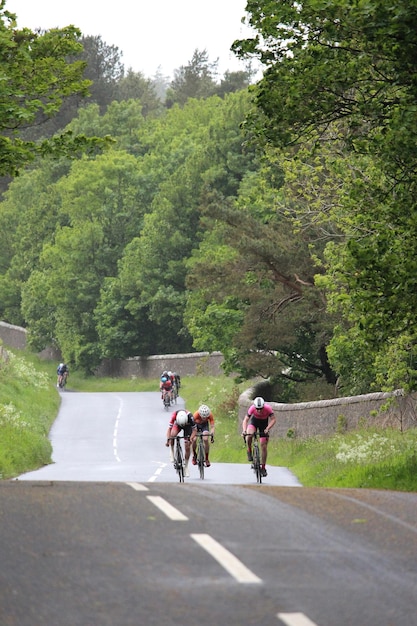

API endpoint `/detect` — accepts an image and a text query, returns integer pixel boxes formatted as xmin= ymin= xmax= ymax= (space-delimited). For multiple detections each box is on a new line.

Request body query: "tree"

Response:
xmin=214 ymin=69 xmax=254 ymax=98
xmin=0 ymin=3 xmax=108 ymax=176
xmin=115 ymin=68 xmax=162 ymax=116
xmin=233 ymin=0 xmax=417 ymax=393
xmin=78 ymin=35 xmax=124 ymax=110
xmin=185 ymin=180 xmax=335 ymax=400
xmin=165 ymin=49 xmax=218 ymax=107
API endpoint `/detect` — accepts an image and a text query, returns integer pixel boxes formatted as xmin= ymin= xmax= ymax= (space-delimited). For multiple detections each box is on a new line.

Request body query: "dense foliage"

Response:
xmin=232 ymin=0 xmax=417 ymax=394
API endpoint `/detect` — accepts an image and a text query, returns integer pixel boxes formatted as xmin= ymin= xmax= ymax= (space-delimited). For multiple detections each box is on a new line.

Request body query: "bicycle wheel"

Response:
xmin=163 ymin=393 xmax=171 ymax=410
xmin=197 ymin=437 xmax=205 ymax=480
xmin=253 ymin=442 xmax=262 ymax=484
xmin=175 ymin=441 xmax=184 ymax=483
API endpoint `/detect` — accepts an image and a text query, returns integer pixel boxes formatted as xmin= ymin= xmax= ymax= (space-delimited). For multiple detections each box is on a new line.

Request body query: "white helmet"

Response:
xmin=253 ymin=397 xmax=265 ymax=410
xmin=198 ymin=404 xmax=210 ymax=419
xmin=175 ymin=410 xmax=189 ymax=427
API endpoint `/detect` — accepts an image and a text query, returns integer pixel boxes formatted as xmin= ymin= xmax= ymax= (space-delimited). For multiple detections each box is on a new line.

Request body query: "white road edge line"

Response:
xmin=191 ymin=533 xmax=262 ymax=584
xmin=277 ymin=613 xmax=319 ymax=626
xmin=146 ymin=495 xmax=189 ymax=521
xmin=126 ymin=482 xmax=149 ymax=491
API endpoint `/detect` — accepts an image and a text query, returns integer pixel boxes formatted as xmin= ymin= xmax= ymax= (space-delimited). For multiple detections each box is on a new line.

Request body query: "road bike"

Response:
xmin=162 ymin=389 xmax=171 ymax=410
xmin=243 ymin=432 xmax=262 ymax=484
xmin=194 ymin=432 xmax=214 ymax=480
xmin=169 ymin=435 xmax=187 ymax=482
xmin=58 ymin=372 xmax=68 ymax=390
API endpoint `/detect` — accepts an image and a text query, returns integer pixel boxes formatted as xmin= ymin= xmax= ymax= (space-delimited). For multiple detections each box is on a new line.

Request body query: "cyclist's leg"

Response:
xmin=191 ymin=428 xmax=198 ymax=464
xmin=183 ymin=426 xmax=193 ymax=477
xmin=202 ymin=428 xmax=211 ymax=465
xmin=259 ymin=431 xmax=269 ymax=476
xmin=170 ymin=424 xmax=180 ymax=461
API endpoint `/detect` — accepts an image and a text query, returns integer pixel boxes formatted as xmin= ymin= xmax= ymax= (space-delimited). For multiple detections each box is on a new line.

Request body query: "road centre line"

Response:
xmin=112 ymin=397 xmax=123 ymax=463
xmin=146 ymin=495 xmax=189 ymax=520
xmin=277 ymin=613 xmax=319 ymax=626
xmin=126 ymin=482 xmax=149 ymax=491
xmin=191 ymin=533 xmax=262 ymax=584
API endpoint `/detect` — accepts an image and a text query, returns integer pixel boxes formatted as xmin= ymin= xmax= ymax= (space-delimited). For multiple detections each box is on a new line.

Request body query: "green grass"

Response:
xmin=266 ymin=428 xmax=417 ymax=491
xmin=0 ymin=349 xmax=60 ymax=479
xmin=2 ymin=348 xmax=417 ymax=491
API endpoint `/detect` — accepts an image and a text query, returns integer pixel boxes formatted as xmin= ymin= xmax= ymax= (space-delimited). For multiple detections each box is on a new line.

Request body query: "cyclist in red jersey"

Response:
xmin=242 ymin=396 xmax=276 ymax=477
xmin=160 ymin=374 xmax=173 ymax=403
xmin=166 ymin=409 xmax=195 ymax=477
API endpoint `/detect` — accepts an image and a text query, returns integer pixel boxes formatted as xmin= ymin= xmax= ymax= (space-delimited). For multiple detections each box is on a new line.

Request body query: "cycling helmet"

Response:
xmin=198 ymin=404 xmax=210 ymax=419
xmin=161 ymin=376 xmax=168 ymax=383
xmin=253 ymin=397 xmax=265 ymax=410
xmin=175 ymin=410 xmax=189 ymax=427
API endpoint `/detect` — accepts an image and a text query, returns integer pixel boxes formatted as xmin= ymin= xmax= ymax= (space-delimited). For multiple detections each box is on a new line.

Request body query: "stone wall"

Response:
xmin=95 ymin=352 xmax=225 ymax=378
xmin=0 ymin=321 xmax=224 ymax=377
xmin=0 ymin=321 xmax=27 ymax=350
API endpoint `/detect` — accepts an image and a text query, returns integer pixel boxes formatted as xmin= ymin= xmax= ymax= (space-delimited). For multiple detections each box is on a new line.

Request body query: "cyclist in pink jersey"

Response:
xmin=242 ymin=396 xmax=276 ymax=477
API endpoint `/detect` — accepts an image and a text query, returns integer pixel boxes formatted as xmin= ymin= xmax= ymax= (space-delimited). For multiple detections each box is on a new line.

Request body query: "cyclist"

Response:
xmin=191 ymin=404 xmax=215 ymax=468
xmin=56 ymin=362 xmax=69 ymax=388
xmin=241 ymin=396 xmax=275 ymax=477
xmin=160 ymin=374 xmax=173 ymax=404
xmin=166 ymin=409 xmax=195 ymax=477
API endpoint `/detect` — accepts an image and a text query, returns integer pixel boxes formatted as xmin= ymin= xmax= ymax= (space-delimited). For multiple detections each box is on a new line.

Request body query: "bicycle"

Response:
xmin=58 ymin=371 xmax=68 ymax=390
xmin=168 ymin=435 xmax=187 ymax=482
xmin=162 ymin=389 xmax=171 ymax=410
xmin=194 ymin=432 xmax=214 ymax=480
xmin=243 ymin=431 xmax=262 ymax=484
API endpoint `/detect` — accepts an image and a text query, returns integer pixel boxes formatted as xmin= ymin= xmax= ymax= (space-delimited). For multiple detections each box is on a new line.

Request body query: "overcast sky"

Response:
xmin=6 ymin=0 xmax=256 ymax=80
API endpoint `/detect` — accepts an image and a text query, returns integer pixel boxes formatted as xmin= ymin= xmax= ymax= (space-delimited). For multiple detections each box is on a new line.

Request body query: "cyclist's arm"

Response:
xmin=242 ymin=413 xmax=250 ymax=433
xmin=265 ymin=413 xmax=276 ymax=433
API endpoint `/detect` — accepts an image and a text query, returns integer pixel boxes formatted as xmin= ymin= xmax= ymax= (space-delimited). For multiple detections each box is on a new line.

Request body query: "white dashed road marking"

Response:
xmin=277 ymin=613 xmax=320 ymax=626
xmin=126 ymin=482 xmax=149 ymax=491
xmin=146 ymin=495 xmax=189 ymax=520
xmin=191 ymin=533 xmax=262 ymax=584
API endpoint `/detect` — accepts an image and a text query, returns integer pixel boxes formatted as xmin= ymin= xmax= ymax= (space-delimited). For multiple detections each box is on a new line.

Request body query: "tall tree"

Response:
xmin=233 ymin=0 xmax=417 ymax=393
xmin=165 ymin=49 xmax=218 ymax=107
xmin=79 ymin=35 xmax=124 ymax=110
xmin=115 ymin=69 xmax=162 ymax=116
xmin=0 ymin=2 xmax=104 ymax=176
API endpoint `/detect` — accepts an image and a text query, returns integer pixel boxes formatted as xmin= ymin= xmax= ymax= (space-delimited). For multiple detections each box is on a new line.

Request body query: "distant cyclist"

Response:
xmin=56 ymin=362 xmax=69 ymax=388
xmin=191 ymin=404 xmax=215 ymax=468
xmin=166 ymin=409 xmax=195 ymax=477
xmin=242 ymin=396 xmax=275 ymax=477
xmin=160 ymin=374 xmax=173 ymax=403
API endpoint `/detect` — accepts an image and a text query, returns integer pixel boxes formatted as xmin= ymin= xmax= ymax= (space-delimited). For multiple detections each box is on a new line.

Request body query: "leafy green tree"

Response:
xmin=214 ymin=69 xmax=253 ymax=98
xmin=115 ymin=68 xmax=162 ymax=116
xmin=79 ymin=35 xmax=124 ymax=110
xmin=165 ymin=49 xmax=218 ymax=107
xmin=20 ymin=150 xmax=145 ymax=368
xmin=185 ymin=179 xmax=335 ymax=399
xmin=93 ymin=92 xmax=257 ymax=358
xmin=0 ymin=3 xmax=108 ymax=176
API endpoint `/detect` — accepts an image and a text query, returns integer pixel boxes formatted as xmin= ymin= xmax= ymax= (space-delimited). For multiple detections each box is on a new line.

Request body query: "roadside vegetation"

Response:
xmin=2 ymin=348 xmax=417 ymax=491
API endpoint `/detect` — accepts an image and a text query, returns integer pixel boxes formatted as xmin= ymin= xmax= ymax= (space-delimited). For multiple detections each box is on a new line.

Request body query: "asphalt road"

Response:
xmin=1 ymin=392 xmax=416 ymax=626
xmin=17 ymin=391 xmax=301 ymax=485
